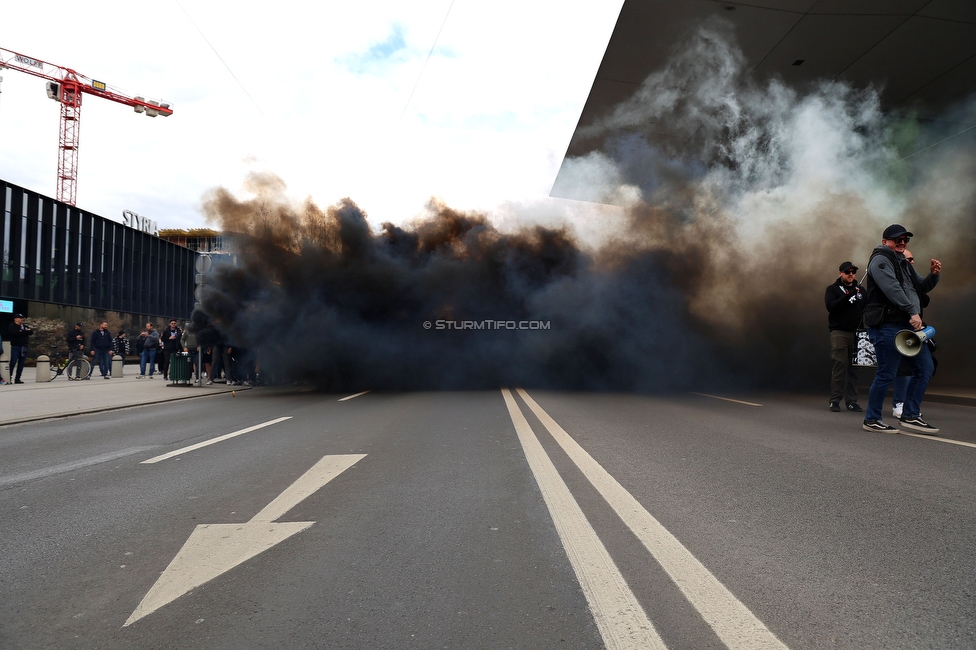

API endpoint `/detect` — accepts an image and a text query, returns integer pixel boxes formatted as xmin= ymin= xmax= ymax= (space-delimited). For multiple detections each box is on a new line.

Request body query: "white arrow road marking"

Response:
xmin=141 ymin=417 xmax=293 ymax=464
xmin=124 ymin=453 xmax=366 ymax=626
xmin=501 ymin=389 xmax=666 ymax=650
xmin=517 ymin=388 xmax=787 ymax=650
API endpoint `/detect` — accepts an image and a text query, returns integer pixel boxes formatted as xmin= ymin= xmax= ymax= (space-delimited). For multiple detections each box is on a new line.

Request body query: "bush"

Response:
xmin=23 ymin=317 xmax=70 ymax=365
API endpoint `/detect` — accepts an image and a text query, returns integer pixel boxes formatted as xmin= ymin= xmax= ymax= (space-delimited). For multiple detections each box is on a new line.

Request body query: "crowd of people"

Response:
xmin=3 ymin=317 xmax=259 ymax=386
xmin=825 ymin=223 xmax=942 ymax=435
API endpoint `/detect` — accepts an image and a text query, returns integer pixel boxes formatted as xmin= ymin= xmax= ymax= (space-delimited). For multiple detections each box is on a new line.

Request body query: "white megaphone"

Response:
xmin=894 ymin=325 xmax=936 ymax=357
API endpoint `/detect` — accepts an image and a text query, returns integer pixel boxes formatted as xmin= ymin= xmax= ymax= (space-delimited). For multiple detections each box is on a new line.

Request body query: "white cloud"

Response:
xmin=0 ymin=0 xmax=622 ymax=232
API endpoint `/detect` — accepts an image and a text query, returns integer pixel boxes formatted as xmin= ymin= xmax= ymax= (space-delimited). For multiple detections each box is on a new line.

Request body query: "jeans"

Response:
xmin=140 ymin=348 xmax=157 ymax=376
xmin=69 ymin=349 xmax=85 ymax=378
xmin=892 ymin=375 xmax=910 ymax=405
xmin=866 ymin=324 xmax=934 ymax=421
xmin=94 ymin=349 xmax=112 ymax=377
xmin=9 ymin=345 xmax=28 ymax=381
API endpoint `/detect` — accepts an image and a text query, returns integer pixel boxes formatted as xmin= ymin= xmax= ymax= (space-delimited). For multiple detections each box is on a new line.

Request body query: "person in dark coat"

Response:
xmin=65 ymin=322 xmax=87 ymax=379
xmin=90 ymin=321 xmax=114 ymax=379
xmin=862 ymin=224 xmax=941 ymax=434
xmin=7 ymin=314 xmax=34 ymax=384
xmin=825 ymin=261 xmax=865 ymax=413
xmin=159 ymin=318 xmax=183 ymax=380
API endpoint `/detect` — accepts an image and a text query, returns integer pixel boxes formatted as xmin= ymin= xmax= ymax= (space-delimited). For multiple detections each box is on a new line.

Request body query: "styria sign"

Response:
xmin=123 ymin=210 xmax=159 ymax=236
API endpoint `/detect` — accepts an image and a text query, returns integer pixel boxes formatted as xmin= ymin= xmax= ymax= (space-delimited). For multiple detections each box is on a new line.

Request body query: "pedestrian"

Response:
xmin=862 ymin=225 xmax=942 ymax=434
xmin=138 ymin=322 xmax=160 ymax=378
xmin=7 ymin=314 xmax=34 ymax=384
xmin=159 ymin=318 xmax=183 ymax=380
xmin=891 ymin=249 xmax=936 ymax=418
xmin=181 ymin=322 xmax=201 ymax=384
xmin=825 ymin=261 xmax=865 ymax=413
xmin=114 ymin=329 xmax=130 ymax=368
xmin=90 ymin=321 xmax=114 ymax=379
xmin=65 ymin=322 xmax=87 ymax=379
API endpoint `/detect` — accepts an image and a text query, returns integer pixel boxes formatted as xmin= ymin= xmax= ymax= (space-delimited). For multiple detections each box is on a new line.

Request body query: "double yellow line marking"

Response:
xmin=502 ymin=388 xmax=787 ymax=650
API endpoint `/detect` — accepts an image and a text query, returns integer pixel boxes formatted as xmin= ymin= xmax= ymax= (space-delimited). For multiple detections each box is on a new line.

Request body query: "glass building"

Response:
xmin=1 ymin=178 xmax=195 ymax=324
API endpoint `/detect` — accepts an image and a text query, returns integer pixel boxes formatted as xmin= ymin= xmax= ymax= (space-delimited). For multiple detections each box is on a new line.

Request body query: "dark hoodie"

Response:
xmin=825 ymin=277 xmax=864 ymax=332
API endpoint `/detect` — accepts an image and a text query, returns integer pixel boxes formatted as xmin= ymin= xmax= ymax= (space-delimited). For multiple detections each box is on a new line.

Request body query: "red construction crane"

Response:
xmin=0 ymin=46 xmax=173 ymax=206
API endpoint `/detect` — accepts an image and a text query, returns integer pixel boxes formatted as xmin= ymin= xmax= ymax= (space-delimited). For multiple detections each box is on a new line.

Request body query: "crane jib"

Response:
xmin=1 ymin=44 xmax=173 ymax=206
xmin=14 ymin=54 xmax=43 ymax=69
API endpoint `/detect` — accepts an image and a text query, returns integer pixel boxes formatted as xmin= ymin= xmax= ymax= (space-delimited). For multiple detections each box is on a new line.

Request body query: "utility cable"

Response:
xmin=875 ymin=121 xmax=976 ymax=173
xmin=174 ymin=0 xmax=267 ymax=120
xmin=399 ymin=0 xmax=456 ymax=122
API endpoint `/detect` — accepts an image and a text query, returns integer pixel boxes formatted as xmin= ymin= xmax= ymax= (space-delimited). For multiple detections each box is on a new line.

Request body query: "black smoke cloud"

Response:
xmin=198 ymin=186 xmax=713 ymax=391
xmin=200 ymin=19 xmax=976 ymax=391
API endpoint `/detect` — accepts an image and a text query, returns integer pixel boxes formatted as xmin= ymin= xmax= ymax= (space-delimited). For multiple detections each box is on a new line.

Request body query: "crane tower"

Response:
xmin=0 ymin=46 xmax=173 ymax=206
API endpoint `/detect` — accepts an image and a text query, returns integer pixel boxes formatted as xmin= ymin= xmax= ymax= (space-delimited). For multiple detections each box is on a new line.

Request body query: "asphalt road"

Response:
xmin=1 ymin=388 xmax=974 ymax=649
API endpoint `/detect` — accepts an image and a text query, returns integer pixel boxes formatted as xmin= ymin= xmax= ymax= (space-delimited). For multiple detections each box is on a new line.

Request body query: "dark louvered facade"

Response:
xmin=1 ymin=179 xmax=194 ymax=320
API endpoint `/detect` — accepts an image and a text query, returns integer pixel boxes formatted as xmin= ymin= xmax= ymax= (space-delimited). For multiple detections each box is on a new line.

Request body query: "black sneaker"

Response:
xmin=863 ymin=419 xmax=899 ymax=433
xmin=846 ymin=403 xmax=863 ymax=413
xmin=830 ymin=402 xmax=841 ymax=412
xmin=899 ymin=416 xmax=939 ymax=435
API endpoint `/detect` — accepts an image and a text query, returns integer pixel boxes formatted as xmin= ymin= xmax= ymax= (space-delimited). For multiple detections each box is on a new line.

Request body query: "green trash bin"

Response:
xmin=169 ymin=352 xmax=193 ymax=384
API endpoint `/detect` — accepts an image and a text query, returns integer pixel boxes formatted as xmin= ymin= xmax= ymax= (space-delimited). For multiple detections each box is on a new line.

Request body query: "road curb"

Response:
xmin=1 ymin=385 xmax=252 ymax=428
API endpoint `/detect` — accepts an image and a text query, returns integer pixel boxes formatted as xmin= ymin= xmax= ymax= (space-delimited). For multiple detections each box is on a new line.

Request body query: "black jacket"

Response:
xmin=90 ymin=329 xmax=114 ymax=351
xmin=825 ymin=278 xmax=865 ymax=332
xmin=7 ymin=322 xmax=33 ymax=347
xmin=161 ymin=326 xmax=183 ymax=352
xmin=66 ymin=327 xmax=86 ymax=352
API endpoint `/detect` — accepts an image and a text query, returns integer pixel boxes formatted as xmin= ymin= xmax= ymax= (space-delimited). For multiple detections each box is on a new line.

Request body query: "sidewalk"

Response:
xmin=1 ymin=369 xmax=247 ymax=427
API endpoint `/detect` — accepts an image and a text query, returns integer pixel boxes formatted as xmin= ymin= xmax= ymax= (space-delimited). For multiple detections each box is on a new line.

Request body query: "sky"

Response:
xmin=0 ymin=0 xmax=623 ymax=231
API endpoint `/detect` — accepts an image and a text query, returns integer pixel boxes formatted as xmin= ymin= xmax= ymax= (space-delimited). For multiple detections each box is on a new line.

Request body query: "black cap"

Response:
xmin=12 ymin=313 xmax=24 ymax=318
xmin=882 ymin=224 xmax=914 ymax=240
xmin=118 ymin=330 xmax=126 ymax=335
xmin=76 ymin=321 xmax=83 ymax=327
xmin=839 ymin=261 xmax=858 ymax=273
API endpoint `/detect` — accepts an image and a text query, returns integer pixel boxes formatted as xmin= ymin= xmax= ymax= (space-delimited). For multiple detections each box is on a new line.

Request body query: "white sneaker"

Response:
xmin=892 ymin=402 xmax=903 ymax=419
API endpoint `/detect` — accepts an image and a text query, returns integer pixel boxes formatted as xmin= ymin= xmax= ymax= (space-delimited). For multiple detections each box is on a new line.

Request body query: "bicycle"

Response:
xmin=50 ymin=346 xmax=93 ymax=381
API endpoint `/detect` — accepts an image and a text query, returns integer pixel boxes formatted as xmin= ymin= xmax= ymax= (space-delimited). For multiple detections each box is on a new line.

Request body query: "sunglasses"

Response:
xmin=906 ymin=257 xmax=914 ymax=263
xmin=893 ymin=236 xmax=911 ymax=244
xmin=842 ymin=269 xmax=857 ymax=274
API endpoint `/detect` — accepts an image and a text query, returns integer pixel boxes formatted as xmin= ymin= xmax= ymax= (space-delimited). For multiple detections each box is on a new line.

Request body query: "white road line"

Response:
xmin=900 ymin=432 xmax=976 ymax=448
xmin=140 ymin=417 xmax=292 ymax=464
xmin=501 ymin=389 xmax=666 ymax=650
xmin=690 ymin=392 xmax=763 ymax=407
xmin=338 ymin=390 xmax=371 ymax=402
xmin=517 ymin=388 xmax=788 ymax=650
xmin=0 ymin=447 xmax=158 ymax=488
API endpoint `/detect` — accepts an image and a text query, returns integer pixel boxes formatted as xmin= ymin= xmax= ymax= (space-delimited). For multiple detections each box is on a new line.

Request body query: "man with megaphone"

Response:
xmin=861 ymin=224 xmax=942 ymax=434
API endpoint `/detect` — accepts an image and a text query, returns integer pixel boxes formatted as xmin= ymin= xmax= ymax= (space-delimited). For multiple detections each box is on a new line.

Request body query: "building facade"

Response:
xmin=1 ymin=178 xmax=195 ymax=326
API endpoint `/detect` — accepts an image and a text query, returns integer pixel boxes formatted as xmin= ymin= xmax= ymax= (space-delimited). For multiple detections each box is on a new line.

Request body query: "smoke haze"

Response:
xmin=200 ymin=19 xmax=976 ymax=391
